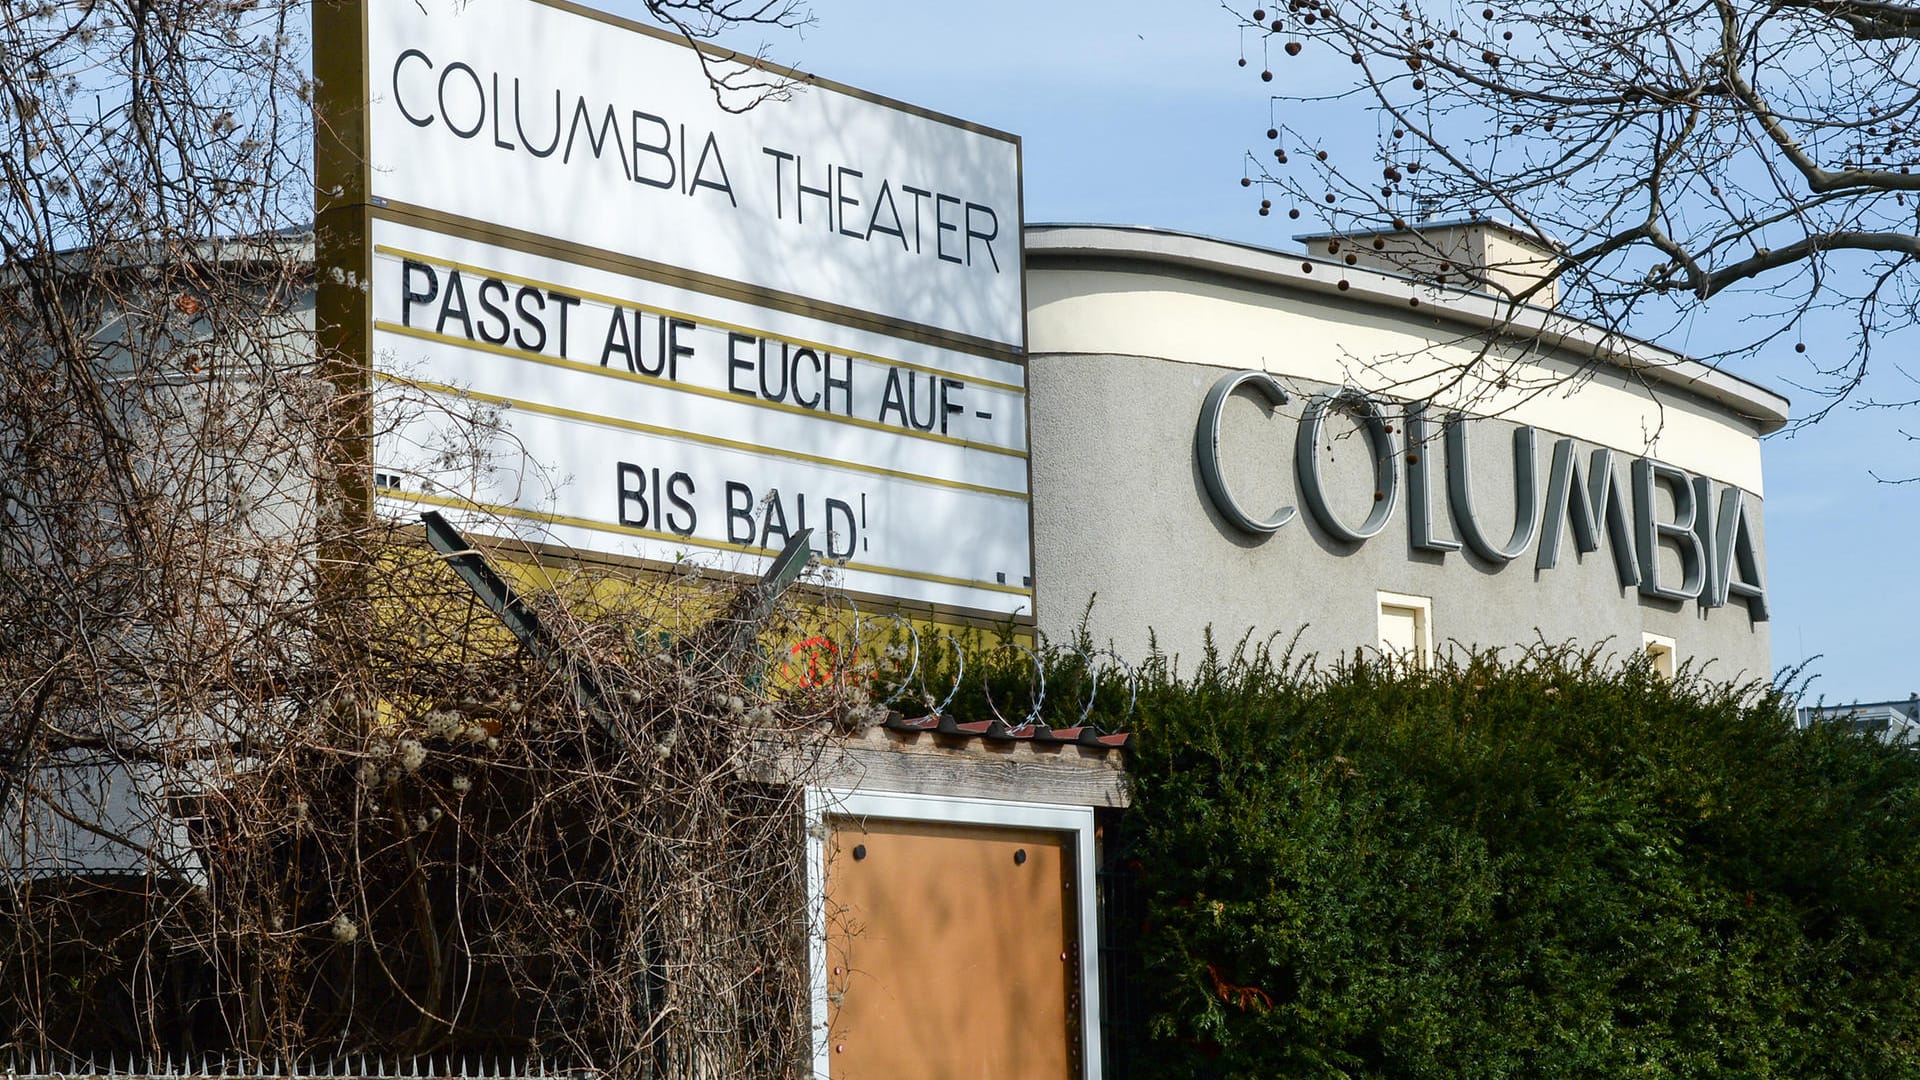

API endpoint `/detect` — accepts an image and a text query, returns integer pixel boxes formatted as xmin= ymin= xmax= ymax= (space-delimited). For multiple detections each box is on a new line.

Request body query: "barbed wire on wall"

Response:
xmin=761 ymin=604 xmax=1139 ymax=746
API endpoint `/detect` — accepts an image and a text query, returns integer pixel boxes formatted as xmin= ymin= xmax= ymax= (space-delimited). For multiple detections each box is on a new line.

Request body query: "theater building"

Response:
xmin=1023 ymin=222 xmax=1783 ymax=678
xmin=810 ymin=221 xmax=1784 ymax=1078
xmin=0 ymin=4 xmax=1787 ymax=1079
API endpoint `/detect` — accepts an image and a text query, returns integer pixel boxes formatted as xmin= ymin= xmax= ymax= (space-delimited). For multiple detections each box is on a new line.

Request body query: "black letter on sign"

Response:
xmin=549 ymin=292 xmax=581 ymax=359
xmin=617 ymin=462 xmax=649 ymax=528
xmin=436 ymin=270 xmax=474 ymax=340
xmin=393 ymin=49 xmax=435 ymax=128
xmin=725 ymin=481 xmax=755 ymax=544
xmin=437 ymin=62 xmax=485 ymax=139
xmin=965 ymin=202 xmax=1001 ymax=271
xmin=940 ymin=378 xmax=964 ymax=434
xmin=476 ymin=279 xmax=511 ymax=346
xmin=631 ymin=111 xmax=675 ymax=189
xmin=666 ymin=472 xmax=698 ymax=537
xmin=690 ymin=133 xmax=736 ymax=206
xmin=727 ymin=333 xmax=757 ymax=396
xmin=825 ymin=498 xmax=856 ymax=559
xmin=401 ymin=260 xmax=438 ymax=328
xmin=760 ymin=492 xmax=790 ymax=548
xmin=513 ymin=287 xmax=547 ymax=353
xmin=935 ymin=194 xmax=962 ymax=263
xmin=601 ymin=307 xmax=634 ymax=371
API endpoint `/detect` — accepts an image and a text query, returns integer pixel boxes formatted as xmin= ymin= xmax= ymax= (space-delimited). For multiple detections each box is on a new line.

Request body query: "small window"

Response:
xmin=1642 ymin=633 xmax=1677 ymax=679
xmin=1378 ymin=591 xmax=1433 ymax=667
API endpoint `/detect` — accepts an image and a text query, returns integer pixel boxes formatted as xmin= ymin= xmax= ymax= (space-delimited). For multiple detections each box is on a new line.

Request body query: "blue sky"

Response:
xmin=609 ymin=0 xmax=1915 ymax=701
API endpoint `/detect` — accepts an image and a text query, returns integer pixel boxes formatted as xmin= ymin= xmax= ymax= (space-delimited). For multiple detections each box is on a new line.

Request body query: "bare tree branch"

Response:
xmin=1233 ymin=0 xmax=1920 ymax=437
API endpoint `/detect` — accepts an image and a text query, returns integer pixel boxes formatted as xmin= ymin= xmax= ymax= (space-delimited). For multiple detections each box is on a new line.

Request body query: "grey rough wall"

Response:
xmin=1027 ymin=352 xmax=1772 ymax=681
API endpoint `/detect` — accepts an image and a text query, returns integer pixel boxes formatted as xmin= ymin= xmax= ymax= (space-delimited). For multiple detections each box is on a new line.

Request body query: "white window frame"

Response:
xmin=1377 ymin=590 xmax=1435 ymax=667
xmin=1642 ymin=632 xmax=1677 ymax=679
xmin=803 ymin=787 xmax=1102 ymax=1079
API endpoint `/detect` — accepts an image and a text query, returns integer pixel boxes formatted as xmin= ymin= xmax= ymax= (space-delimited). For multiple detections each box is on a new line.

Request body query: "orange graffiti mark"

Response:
xmin=1207 ymin=963 xmax=1274 ymax=1013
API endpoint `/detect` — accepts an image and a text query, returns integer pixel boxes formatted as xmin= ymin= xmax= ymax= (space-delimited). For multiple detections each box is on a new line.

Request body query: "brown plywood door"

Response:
xmin=825 ymin=817 xmax=1080 ymax=1080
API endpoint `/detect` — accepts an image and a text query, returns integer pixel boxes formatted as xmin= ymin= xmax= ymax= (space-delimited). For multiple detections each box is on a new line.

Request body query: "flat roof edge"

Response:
xmin=1024 ymin=224 xmax=1791 ymax=436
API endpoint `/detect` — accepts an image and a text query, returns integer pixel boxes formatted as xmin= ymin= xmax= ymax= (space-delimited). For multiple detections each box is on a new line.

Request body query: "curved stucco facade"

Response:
xmin=1024 ymin=225 xmax=1785 ymax=679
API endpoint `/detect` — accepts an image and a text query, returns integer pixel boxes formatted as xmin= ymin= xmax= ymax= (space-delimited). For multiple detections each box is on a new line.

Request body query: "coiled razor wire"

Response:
xmin=769 ymin=628 xmax=1138 ymax=732
xmin=1040 ymin=641 xmax=1139 ymax=729
xmin=847 ymin=608 xmax=920 ymax=709
xmin=980 ymin=641 xmax=1046 ymax=729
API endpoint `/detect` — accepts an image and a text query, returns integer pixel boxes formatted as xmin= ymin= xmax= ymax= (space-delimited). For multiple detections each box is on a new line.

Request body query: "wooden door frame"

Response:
xmin=804 ymin=788 xmax=1103 ymax=1079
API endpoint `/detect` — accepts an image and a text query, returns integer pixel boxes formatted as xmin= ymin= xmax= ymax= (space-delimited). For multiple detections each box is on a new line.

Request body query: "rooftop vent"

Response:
xmin=1299 ymin=215 xmax=1564 ymax=308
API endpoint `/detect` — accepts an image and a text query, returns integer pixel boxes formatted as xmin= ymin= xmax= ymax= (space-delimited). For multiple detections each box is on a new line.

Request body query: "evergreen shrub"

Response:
xmin=1111 ymin=642 xmax=1920 ymax=1078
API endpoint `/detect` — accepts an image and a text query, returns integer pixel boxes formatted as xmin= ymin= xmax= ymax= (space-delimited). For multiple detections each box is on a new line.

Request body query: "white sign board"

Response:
xmin=370 ymin=220 xmax=1032 ymax=614
xmin=352 ymin=0 xmax=1032 ymax=617
xmin=365 ymin=0 xmax=1023 ymax=349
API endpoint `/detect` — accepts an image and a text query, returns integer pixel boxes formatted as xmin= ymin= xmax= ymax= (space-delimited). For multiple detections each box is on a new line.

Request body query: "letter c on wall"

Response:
xmin=1195 ymin=370 xmax=1296 ymax=535
xmin=1295 ymin=389 xmax=1399 ymax=543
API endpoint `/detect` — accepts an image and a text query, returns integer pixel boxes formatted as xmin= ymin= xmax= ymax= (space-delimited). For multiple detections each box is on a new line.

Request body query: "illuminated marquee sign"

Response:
xmin=322 ymin=0 xmax=1029 ymax=618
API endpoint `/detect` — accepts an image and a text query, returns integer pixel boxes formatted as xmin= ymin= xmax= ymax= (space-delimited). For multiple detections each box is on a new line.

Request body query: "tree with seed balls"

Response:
xmin=1232 ymin=0 xmax=1920 ymax=435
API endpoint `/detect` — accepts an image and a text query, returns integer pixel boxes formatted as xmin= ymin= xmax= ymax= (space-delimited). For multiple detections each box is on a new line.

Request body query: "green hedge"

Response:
xmin=1112 ymin=643 xmax=1920 ymax=1079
